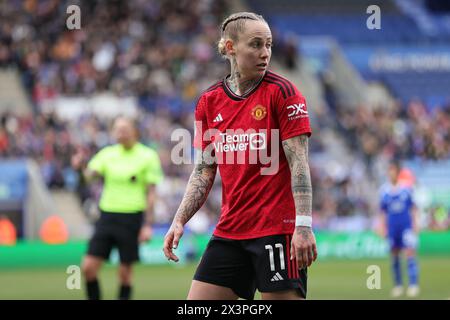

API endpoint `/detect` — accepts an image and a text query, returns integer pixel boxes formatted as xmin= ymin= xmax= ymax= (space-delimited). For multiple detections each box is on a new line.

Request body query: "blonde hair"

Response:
xmin=217 ymin=12 xmax=267 ymax=59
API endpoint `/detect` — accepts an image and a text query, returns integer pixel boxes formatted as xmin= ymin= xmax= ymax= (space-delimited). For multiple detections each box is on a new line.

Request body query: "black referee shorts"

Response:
xmin=87 ymin=211 xmax=143 ymax=264
xmin=193 ymin=234 xmax=307 ymax=300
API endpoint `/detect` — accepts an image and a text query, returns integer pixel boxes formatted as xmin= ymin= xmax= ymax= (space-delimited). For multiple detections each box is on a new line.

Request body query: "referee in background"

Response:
xmin=72 ymin=116 xmax=163 ymax=300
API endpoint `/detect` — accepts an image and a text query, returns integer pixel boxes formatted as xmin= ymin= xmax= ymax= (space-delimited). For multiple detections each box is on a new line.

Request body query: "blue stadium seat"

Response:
xmin=0 ymin=160 xmax=28 ymax=202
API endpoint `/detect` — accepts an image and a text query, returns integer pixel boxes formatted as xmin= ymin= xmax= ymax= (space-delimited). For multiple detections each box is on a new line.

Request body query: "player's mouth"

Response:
xmin=256 ymin=63 xmax=267 ymax=70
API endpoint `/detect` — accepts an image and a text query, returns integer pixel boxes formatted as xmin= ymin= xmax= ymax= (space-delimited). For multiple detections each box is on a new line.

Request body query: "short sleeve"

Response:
xmin=145 ymin=150 xmax=164 ymax=185
xmin=87 ymin=148 xmax=108 ymax=176
xmin=193 ymin=95 xmax=211 ymax=150
xmin=275 ymin=87 xmax=312 ymax=141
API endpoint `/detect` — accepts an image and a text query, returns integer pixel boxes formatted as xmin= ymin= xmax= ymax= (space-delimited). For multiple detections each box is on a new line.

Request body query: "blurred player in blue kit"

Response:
xmin=378 ymin=161 xmax=420 ymax=298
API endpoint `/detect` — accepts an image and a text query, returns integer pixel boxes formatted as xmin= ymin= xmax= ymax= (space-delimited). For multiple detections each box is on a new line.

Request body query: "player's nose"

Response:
xmin=260 ymin=47 xmax=270 ymax=59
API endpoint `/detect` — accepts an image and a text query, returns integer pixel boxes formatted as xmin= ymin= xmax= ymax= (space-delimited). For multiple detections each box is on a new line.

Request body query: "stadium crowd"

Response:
xmin=0 ymin=0 xmax=227 ymax=105
xmin=336 ymin=100 xmax=450 ymax=168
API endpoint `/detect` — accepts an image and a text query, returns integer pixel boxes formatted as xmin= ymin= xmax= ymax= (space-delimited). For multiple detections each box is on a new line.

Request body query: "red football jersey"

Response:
xmin=194 ymin=70 xmax=312 ymax=239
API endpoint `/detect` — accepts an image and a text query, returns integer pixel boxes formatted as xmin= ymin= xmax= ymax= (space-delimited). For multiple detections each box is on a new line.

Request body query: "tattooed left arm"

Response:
xmin=282 ymin=134 xmax=318 ymax=268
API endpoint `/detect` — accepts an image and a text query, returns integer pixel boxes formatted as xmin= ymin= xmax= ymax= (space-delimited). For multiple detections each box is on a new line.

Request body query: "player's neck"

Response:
xmin=121 ymin=141 xmax=136 ymax=150
xmin=227 ymin=59 xmax=263 ymax=96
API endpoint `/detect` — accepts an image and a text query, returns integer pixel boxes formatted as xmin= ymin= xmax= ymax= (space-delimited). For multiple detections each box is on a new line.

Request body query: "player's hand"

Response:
xmin=138 ymin=225 xmax=153 ymax=243
xmin=163 ymin=219 xmax=184 ymax=262
xmin=291 ymin=226 xmax=318 ymax=269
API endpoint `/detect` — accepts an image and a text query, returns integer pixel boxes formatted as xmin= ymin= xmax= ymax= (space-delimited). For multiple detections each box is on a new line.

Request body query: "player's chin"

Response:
xmin=254 ymin=67 xmax=266 ymax=76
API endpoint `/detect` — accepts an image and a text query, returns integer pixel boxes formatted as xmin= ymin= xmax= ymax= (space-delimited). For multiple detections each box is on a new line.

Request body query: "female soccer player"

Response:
xmin=378 ymin=161 xmax=420 ymax=298
xmin=72 ymin=116 xmax=163 ymax=299
xmin=163 ymin=12 xmax=317 ymax=300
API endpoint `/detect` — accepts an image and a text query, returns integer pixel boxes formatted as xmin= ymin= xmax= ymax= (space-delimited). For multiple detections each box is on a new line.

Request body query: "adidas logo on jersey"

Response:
xmin=213 ymin=113 xmax=223 ymax=122
xmin=270 ymin=272 xmax=284 ymax=282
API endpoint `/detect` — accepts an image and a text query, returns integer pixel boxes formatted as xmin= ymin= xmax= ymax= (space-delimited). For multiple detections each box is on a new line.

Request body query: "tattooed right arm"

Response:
xmin=173 ymin=150 xmax=217 ymax=225
xmin=164 ymin=149 xmax=217 ymax=261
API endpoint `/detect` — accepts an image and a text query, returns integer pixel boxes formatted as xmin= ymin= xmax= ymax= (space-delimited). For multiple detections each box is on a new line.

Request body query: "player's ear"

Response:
xmin=225 ymin=39 xmax=235 ymax=56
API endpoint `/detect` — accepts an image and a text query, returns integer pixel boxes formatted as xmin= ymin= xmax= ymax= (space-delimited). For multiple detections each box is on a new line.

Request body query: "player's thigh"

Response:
xmin=193 ymin=236 xmax=255 ymax=300
xmin=82 ymin=255 xmax=104 ymax=276
xmin=247 ymin=234 xmax=307 ymax=299
xmin=188 ymin=280 xmax=239 ymax=300
xmin=388 ymin=233 xmax=403 ymax=254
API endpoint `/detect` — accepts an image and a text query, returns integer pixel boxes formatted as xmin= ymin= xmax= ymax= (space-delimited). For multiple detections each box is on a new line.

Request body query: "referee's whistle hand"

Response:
xmin=139 ymin=225 xmax=153 ymax=243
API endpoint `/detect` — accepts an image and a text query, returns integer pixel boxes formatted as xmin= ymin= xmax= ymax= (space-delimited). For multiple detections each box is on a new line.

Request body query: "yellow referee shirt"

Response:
xmin=87 ymin=143 xmax=163 ymax=213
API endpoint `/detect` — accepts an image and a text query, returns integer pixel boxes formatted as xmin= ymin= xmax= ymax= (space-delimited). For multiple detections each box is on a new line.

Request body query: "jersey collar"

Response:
xmin=222 ymin=71 xmax=266 ymax=101
xmin=119 ymin=142 xmax=139 ymax=153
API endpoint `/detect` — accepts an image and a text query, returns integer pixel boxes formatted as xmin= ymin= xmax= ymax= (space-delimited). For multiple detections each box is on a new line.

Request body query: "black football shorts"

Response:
xmin=193 ymin=234 xmax=307 ymax=300
xmin=87 ymin=211 xmax=143 ymax=264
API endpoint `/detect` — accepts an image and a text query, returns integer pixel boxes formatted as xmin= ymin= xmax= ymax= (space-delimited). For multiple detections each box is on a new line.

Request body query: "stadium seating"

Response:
xmin=269 ymin=14 xmax=421 ymax=44
xmin=250 ymin=0 xmax=450 ymax=107
xmin=0 ymin=160 xmax=28 ymax=238
xmin=381 ymin=72 xmax=450 ymax=108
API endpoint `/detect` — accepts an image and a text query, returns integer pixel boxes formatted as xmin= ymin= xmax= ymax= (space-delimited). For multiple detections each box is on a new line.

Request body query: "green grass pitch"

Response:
xmin=0 ymin=257 xmax=449 ymax=299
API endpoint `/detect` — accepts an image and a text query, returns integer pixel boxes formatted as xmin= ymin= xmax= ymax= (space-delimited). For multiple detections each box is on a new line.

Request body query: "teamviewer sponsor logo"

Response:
xmin=287 ymin=103 xmax=308 ymax=121
xmin=213 ymin=132 xmax=267 ymax=152
xmin=171 ymin=125 xmax=280 ymax=175
xmin=214 ymin=132 xmax=251 ymax=153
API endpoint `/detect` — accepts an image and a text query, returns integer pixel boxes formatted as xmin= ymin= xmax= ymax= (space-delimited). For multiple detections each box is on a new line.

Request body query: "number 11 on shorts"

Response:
xmin=265 ymin=244 xmax=285 ymax=271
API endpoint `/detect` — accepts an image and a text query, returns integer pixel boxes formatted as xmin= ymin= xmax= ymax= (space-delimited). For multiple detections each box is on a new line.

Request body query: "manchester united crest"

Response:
xmin=251 ymin=105 xmax=267 ymax=120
